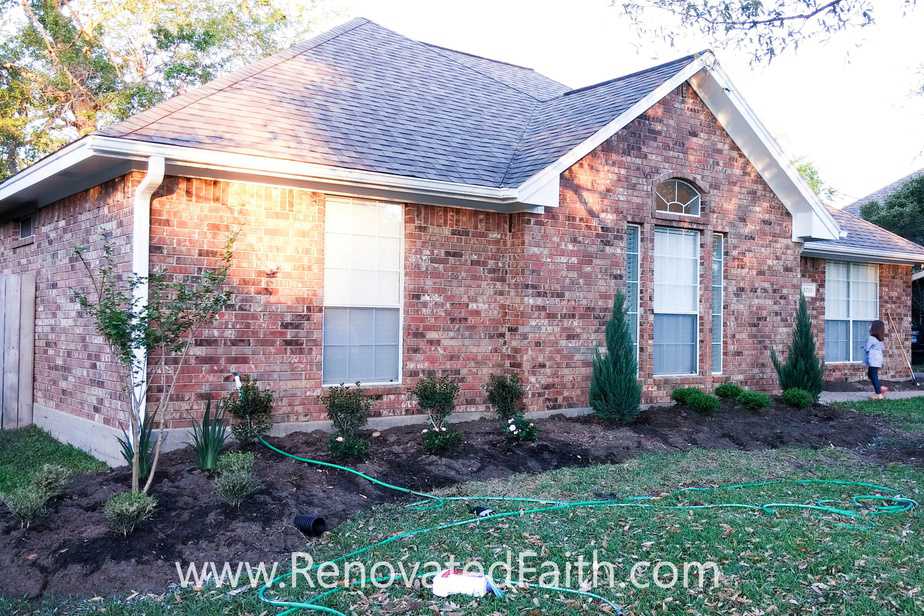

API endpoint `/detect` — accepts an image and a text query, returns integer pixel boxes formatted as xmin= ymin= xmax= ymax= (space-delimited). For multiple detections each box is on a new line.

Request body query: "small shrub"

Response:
xmin=671 ymin=387 xmax=701 ymax=405
xmin=215 ymin=451 xmax=254 ymax=475
xmin=413 ymin=376 xmax=459 ymax=431
xmin=214 ymin=452 xmax=258 ymax=508
xmin=421 ymin=427 xmax=463 ymax=454
xmin=1 ymin=486 xmax=48 ymax=528
xmin=782 ymin=387 xmax=814 ymax=409
xmin=328 ymin=434 xmax=370 ymax=461
xmin=738 ymin=389 xmax=772 ymax=410
xmin=504 ymin=414 xmax=537 ymax=443
xmin=31 ymin=464 xmax=73 ymax=498
xmin=224 ymin=376 xmax=274 ymax=445
xmin=104 ymin=491 xmax=157 ymax=536
xmin=191 ymin=399 xmax=228 ymax=471
xmin=485 ymin=374 xmax=525 ymax=421
xmin=687 ymin=391 xmax=721 ymax=414
xmin=589 ymin=291 xmax=641 ymax=423
xmin=714 ymin=383 xmax=743 ymax=400
xmin=322 ymin=383 xmax=372 ymax=460
xmin=770 ymin=294 xmax=824 ymax=400
xmin=116 ymin=412 xmax=155 ymax=482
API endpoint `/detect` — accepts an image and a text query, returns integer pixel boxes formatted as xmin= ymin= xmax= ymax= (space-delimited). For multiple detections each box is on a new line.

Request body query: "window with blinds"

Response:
xmin=653 ymin=227 xmax=700 ymax=375
xmin=824 ymin=261 xmax=878 ymax=363
xmin=323 ymin=198 xmax=403 ymax=384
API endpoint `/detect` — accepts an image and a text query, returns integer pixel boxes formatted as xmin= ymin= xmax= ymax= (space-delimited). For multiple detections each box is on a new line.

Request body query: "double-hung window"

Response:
xmin=824 ymin=261 xmax=878 ymax=363
xmin=323 ymin=198 xmax=403 ymax=384
xmin=653 ymin=227 xmax=700 ymax=375
xmin=626 ymin=225 xmax=641 ymax=365
xmin=711 ymin=234 xmax=724 ymax=374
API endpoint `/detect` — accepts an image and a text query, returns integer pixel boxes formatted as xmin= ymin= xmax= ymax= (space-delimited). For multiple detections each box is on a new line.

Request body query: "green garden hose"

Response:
xmin=256 ymin=438 xmax=917 ymax=616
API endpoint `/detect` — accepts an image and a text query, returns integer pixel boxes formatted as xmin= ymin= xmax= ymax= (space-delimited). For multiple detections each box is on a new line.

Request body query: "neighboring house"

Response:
xmin=841 ymin=169 xmax=924 ymax=216
xmin=1 ymin=18 xmax=923 ymax=461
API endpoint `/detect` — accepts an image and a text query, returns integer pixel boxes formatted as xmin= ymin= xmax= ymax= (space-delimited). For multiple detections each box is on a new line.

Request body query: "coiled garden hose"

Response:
xmin=256 ymin=438 xmax=917 ymax=616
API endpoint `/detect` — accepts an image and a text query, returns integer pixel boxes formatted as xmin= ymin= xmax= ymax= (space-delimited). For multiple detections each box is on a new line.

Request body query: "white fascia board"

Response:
xmin=688 ymin=62 xmax=840 ymax=242
xmin=90 ymin=136 xmax=547 ymax=212
xmin=0 ymin=138 xmax=94 ymax=203
xmin=802 ymin=243 xmax=924 ymax=266
xmin=0 ymin=135 xmax=551 ymax=214
xmin=913 ymin=269 xmax=923 ymax=281
xmin=516 ymin=56 xmax=709 ymax=202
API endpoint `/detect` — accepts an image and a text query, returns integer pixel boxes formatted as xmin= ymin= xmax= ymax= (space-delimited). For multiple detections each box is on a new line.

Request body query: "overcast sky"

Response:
xmin=341 ymin=0 xmax=924 ymax=207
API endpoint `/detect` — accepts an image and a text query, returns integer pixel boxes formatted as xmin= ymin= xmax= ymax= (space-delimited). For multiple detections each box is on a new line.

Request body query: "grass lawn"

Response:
xmin=0 ymin=425 xmax=105 ymax=494
xmin=4 ymin=446 xmax=921 ymax=615
xmin=836 ymin=395 xmax=924 ymax=432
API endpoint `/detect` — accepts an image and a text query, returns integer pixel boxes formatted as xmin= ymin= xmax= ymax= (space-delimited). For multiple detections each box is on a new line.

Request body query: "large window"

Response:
xmin=655 ymin=179 xmax=701 ymax=216
xmin=626 ymin=225 xmax=641 ymax=365
xmin=654 ymin=227 xmax=700 ymax=375
xmin=323 ymin=198 xmax=403 ymax=384
xmin=711 ymin=234 xmax=724 ymax=374
xmin=824 ymin=261 xmax=878 ymax=363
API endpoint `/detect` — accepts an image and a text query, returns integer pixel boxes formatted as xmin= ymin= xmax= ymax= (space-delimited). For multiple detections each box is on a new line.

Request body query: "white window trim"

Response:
xmin=655 ymin=179 xmax=702 ymax=217
xmin=711 ymin=233 xmax=724 ymax=375
xmin=321 ymin=198 xmax=405 ymax=387
xmin=824 ymin=261 xmax=879 ymax=365
xmin=653 ymin=227 xmax=700 ymax=377
xmin=627 ymin=224 xmax=641 ymax=376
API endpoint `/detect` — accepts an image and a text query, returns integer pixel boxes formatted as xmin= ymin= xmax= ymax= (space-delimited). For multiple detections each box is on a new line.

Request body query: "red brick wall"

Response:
xmin=511 ymin=84 xmax=802 ymax=406
xmin=802 ymin=257 xmax=912 ymax=381
xmin=3 ymin=85 xmax=917 ymax=430
xmin=0 ymin=177 xmax=132 ymax=428
xmin=148 ymin=179 xmax=515 ymax=425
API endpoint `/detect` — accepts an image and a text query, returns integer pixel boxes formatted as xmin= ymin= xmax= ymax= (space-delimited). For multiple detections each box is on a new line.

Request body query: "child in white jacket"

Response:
xmin=864 ymin=320 xmax=888 ymax=400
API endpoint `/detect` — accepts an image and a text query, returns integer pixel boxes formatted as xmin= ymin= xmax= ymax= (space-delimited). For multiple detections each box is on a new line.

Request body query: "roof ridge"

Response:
xmin=563 ymin=51 xmax=704 ymax=96
xmin=421 ymin=41 xmax=538 ymax=72
xmin=414 ymin=38 xmax=548 ymax=102
xmin=106 ymin=17 xmax=370 ymax=138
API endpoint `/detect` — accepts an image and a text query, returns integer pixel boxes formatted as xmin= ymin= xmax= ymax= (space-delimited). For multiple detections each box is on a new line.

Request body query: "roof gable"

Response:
xmin=0 ymin=18 xmax=842 ymax=244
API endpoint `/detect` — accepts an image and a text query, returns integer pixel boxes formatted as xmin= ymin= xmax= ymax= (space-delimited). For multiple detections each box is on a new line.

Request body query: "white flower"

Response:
xmin=335 ymin=436 xmax=344 ymax=442
xmin=508 ymin=425 xmax=517 ymax=432
xmin=422 ymin=429 xmax=429 ymax=434
xmin=440 ymin=426 xmax=447 ymax=432
xmin=529 ymin=423 xmax=535 ymax=427
xmin=508 ymin=418 xmax=515 ymax=423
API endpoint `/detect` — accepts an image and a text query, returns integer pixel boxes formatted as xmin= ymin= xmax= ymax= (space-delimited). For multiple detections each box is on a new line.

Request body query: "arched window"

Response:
xmin=655 ymin=178 xmax=701 ymax=216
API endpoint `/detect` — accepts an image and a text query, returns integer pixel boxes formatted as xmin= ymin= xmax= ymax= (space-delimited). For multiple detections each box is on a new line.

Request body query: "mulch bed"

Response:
xmin=1 ymin=399 xmax=919 ymax=600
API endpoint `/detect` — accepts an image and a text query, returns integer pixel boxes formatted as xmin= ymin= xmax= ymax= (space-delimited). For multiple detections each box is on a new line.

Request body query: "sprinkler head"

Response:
xmin=293 ymin=514 xmax=327 ymax=537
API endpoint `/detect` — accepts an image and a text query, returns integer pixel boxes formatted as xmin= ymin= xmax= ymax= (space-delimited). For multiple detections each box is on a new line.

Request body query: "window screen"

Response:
xmin=653 ymin=227 xmax=699 ymax=375
xmin=323 ymin=198 xmax=403 ymax=384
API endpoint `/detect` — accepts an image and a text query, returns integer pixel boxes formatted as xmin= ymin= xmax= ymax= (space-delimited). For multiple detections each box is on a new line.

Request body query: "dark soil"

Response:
xmin=823 ymin=378 xmax=921 ymax=392
xmin=0 ymin=399 xmax=918 ymax=600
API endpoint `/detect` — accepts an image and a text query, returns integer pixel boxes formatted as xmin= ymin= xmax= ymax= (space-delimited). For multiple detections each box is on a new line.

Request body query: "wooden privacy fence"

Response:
xmin=0 ymin=272 xmax=35 ymax=430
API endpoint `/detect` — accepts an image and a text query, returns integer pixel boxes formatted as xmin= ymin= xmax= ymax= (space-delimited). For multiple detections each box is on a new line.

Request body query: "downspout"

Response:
xmin=131 ymin=156 xmax=165 ymax=424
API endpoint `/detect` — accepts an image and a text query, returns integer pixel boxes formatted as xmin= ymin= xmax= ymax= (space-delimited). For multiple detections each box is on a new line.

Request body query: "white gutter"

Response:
xmin=0 ymin=135 xmax=549 ymax=213
xmin=802 ymin=242 xmax=924 ymax=266
xmin=131 ymin=156 xmax=165 ymax=420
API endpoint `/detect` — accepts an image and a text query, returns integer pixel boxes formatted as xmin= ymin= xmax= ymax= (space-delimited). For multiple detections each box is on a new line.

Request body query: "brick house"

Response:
xmin=1 ymin=18 xmax=922 ymax=462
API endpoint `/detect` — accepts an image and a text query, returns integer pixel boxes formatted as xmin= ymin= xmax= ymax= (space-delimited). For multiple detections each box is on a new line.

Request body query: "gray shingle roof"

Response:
xmin=100 ymin=18 xmax=697 ymax=189
xmin=842 ymin=169 xmax=924 ymax=215
xmin=803 ymin=206 xmax=924 ymax=260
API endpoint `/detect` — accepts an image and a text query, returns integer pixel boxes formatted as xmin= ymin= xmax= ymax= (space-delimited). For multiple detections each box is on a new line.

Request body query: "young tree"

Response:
xmin=0 ymin=0 xmax=338 ymax=180
xmin=771 ymin=294 xmax=825 ymax=400
xmin=590 ymin=290 xmax=642 ymax=422
xmin=74 ymin=234 xmax=234 ymax=493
